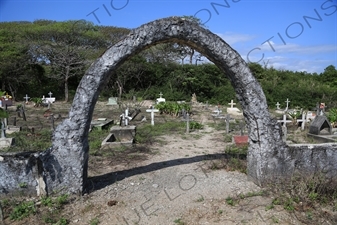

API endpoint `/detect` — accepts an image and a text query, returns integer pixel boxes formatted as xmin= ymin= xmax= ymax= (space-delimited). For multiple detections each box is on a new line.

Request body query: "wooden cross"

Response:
xmin=228 ymin=100 xmax=236 ymax=108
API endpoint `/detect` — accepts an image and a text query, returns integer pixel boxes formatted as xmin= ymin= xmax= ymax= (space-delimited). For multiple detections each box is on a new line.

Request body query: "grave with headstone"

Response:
xmin=233 ymin=120 xmax=249 ymax=147
xmin=0 ymin=92 xmax=13 ymax=107
xmin=43 ymin=92 xmax=56 ymax=104
xmin=156 ymin=92 xmax=166 ymax=104
xmin=106 ymin=97 xmax=118 ymax=106
xmin=226 ymin=100 xmax=243 ymax=116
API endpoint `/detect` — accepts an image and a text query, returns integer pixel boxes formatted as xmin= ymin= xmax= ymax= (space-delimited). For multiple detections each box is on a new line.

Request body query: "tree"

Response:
xmin=320 ymin=65 xmax=337 ymax=87
xmin=0 ymin=21 xmax=45 ymax=101
xmin=26 ymin=20 xmax=106 ymax=102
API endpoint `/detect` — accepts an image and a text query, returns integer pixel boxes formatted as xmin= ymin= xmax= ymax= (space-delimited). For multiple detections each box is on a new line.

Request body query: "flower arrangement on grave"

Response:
xmin=31 ymin=97 xmax=43 ymax=107
xmin=1 ymin=91 xmax=12 ymax=100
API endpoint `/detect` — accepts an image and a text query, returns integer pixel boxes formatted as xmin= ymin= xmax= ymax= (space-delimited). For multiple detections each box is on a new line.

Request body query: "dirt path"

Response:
xmin=64 ymin=125 xmax=313 ymax=225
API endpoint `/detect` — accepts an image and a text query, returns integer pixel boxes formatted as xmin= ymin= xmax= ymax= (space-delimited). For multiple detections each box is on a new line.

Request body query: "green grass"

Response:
xmin=9 ymin=201 xmax=36 ymax=220
xmin=5 ymin=129 xmax=53 ymax=152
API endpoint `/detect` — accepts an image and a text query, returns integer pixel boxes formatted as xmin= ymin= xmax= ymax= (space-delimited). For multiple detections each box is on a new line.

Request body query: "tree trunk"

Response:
xmin=64 ymin=66 xmax=70 ymax=102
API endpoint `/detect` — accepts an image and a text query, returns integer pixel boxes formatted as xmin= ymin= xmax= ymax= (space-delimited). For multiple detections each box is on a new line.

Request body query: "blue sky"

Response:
xmin=0 ymin=0 xmax=336 ymax=74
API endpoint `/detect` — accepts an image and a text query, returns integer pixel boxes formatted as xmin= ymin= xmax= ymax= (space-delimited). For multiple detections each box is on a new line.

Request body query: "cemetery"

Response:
xmin=0 ymin=17 xmax=337 ymax=224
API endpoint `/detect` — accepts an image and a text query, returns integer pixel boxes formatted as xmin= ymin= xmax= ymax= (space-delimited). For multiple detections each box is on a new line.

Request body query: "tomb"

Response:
xmin=308 ymin=115 xmax=332 ymax=135
xmin=101 ymin=125 xmax=136 ymax=148
xmin=90 ymin=118 xmax=114 ymax=131
xmin=307 ymin=115 xmax=336 ymax=143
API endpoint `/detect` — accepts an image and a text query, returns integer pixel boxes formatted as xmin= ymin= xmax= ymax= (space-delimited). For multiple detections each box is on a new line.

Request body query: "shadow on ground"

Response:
xmin=85 ymin=152 xmax=246 ymax=194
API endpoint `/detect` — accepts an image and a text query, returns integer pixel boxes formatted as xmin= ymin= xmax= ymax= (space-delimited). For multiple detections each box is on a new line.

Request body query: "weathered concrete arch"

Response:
xmin=44 ymin=16 xmax=289 ymax=194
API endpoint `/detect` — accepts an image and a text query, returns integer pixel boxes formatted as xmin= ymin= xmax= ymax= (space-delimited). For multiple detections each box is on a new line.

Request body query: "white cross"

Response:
xmin=146 ymin=108 xmax=159 ymax=126
xmin=296 ymin=112 xmax=306 ymax=131
xmin=23 ymin=94 xmax=30 ymax=103
xmin=277 ymin=114 xmax=292 ymax=127
xmin=48 ymin=91 xmax=53 ymax=98
xmin=285 ymin=98 xmax=290 ymax=110
xmin=276 ymin=102 xmax=280 ymax=109
xmin=228 ymin=100 xmax=236 ymax=108
xmin=159 ymin=92 xmax=163 ymax=98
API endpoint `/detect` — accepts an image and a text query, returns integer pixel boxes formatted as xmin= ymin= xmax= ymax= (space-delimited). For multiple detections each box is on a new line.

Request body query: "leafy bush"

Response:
xmin=10 ymin=201 xmax=36 ymax=220
xmin=328 ymin=108 xmax=337 ymax=127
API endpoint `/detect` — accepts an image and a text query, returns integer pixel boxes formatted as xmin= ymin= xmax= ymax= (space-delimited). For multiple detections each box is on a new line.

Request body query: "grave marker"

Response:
xmin=156 ymin=92 xmax=166 ymax=104
xmin=225 ymin=114 xmax=231 ymax=134
xmin=276 ymin=102 xmax=280 ymax=109
xmin=24 ymin=94 xmax=30 ymax=103
xmin=228 ymin=99 xmax=236 ymax=108
xmin=285 ymin=98 xmax=290 ymax=111
xmin=239 ymin=121 xmax=245 ymax=136
xmin=181 ymin=113 xmax=192 ymax=133
xmin=296 ymin=112 xmax=306 ymax=131
xmin=277 ymin=114 xmax=292 ymax=141
xmin=146 ymin=108 xmax=159 ymax=126
xmin=50 ymin=114 xmax=55 ymax=130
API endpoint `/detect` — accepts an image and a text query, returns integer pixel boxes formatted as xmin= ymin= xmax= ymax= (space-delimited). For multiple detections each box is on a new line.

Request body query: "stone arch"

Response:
xmin=44 ymin=17 xmax=289 ymax=194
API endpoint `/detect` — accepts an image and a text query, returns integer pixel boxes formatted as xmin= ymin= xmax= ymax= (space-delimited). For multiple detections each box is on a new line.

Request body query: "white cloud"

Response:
xmin=260 ymin=41 xmax=337 ymax=55
xmin=216 ymin=32 xmax=255 ymax=45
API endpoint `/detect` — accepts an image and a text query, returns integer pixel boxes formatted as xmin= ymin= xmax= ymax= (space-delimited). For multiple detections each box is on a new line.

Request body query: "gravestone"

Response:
xmin=107 ymin=97 xmax=118 ymax=105
xmin=308 ymin=115 xmax=332 ymax=135
xmin=156 ymin=92 xmax=166 ymax=104
xmin=44 ymin=91 xmax=56 ymax=104
xmin=226 ymin=100 xmax=242 ymax=116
